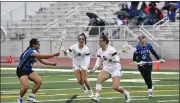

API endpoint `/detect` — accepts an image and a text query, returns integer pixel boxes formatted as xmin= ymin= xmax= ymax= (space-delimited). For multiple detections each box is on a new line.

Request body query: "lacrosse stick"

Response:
xmin=89 ymin=42 xmax=136 ymax=74
xmin=130 ymin=60 xmax=165 ymax=65
xmin=1 ymin=26 xmax=7 ymax=43
xmin=61 ymin=46 xmax=84 ymax=70
xmin=55 ymin=30 xmax=67 ymax=63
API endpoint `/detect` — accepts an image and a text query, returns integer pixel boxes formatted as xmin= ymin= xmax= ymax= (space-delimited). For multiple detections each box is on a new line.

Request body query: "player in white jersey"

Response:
xmin=91 ymin=34 xmax=130 ymax=102
xmin=64 ymin=33 xmax=93 ymax=97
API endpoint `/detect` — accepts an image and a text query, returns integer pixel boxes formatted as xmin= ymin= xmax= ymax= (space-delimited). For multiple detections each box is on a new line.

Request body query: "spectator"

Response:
xmin=136 ymin=2 xmax=147 ymax=25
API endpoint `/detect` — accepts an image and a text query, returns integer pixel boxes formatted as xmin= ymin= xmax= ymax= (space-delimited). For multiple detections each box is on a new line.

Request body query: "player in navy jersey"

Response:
xmin=133 ymin=35 xmax=164 ymax=98
xmin=17 ymin=38 xmax=60 ymax=103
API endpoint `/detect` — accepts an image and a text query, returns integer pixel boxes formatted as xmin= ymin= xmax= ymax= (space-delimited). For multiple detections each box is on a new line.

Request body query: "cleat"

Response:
xmin=27 ymin=96 xmax=39 ymax=103
xmin=148 ymin=86 xmax=154 ymax=98
xmin=148 ymin=91 xmax=153 ymax=98
xmin=91 ymin=95 xmax=99 ymax=102
xmin=124 ymin=90 xmax=131 ymax=102
xmin=88 ymin=90 xmax=93 ymax=97
xmin=17 ymin=98 xmax=23 ymax=103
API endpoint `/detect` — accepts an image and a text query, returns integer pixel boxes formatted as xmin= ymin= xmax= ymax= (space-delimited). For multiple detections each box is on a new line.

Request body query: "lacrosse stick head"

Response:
xmin=1 ymin=26 xmax=7 ymax=43
xmin=60 ymin=46 xmax=65 ymax=52
xmin=55 ymin=30 xmax=67 ymax=48
xmin=61 ymin=30 xmax=67 ymax=41
xmin=121 ymin=42 xmax=136 ymax=53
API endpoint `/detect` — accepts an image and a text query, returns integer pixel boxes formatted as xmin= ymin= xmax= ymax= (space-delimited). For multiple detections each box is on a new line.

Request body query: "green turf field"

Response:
xmin=1 ymin=67 xmax=179 ymax=103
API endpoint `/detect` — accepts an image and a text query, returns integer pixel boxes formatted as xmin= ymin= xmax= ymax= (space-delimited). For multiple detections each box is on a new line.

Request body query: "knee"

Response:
xmin=36 ymin=80 xmax=42 ymax=86
xmin=82 ymin=79 xmax=88 ymax=84
xmin=23 ymin=85 xmax=29 ymax=90
xmin=96 ymin=78 xmax=102 ymax=84
xmin=113 ymin=85 xmax=119 ymax=91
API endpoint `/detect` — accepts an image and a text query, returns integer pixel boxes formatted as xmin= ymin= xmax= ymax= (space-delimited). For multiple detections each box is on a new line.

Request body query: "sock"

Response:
xmin=83 ymin=85 xmax=87 ymax=91
xmin=124 ymin=89 xmax=127 ymax=95
xmin=18 ymin=96 xmax=22 ymax=99
xmin=96 ymin=93 xmax=100 ymax=97
xmin=88 ymin=89 xmax=93 ymax=93
xmin=29 ymin=93 xmax=35 ymax=98
xmin=148 ymin=89 xmax=152 ymax=92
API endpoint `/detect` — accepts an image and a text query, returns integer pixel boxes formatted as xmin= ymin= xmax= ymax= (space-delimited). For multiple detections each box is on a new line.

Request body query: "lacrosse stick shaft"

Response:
xmin=130 ymin=60 xmax=165 ymax=65
xmin=55 ymin=41 xmax=63 ymax=63
xmin=67 ymin=53 xmax=84 ymax=70
xmin=90 ymin=43 xmax=136 ymax=74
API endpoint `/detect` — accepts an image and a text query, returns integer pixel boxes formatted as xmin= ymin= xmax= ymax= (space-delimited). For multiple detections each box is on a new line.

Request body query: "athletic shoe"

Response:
xmin=124 ymin=90 xmax=131 ymax=102
xmin=148 ymin=86 xmax=154 ymax=98
xmin=91 ymin=95 xmax=99 ymax=102
xmin=88 ymin=90 xmax=93 ymax=97
xmin=17 ymin=97 xmax=23 ymax=103
xmin=27 ymin=96 xmax=39 ymax=103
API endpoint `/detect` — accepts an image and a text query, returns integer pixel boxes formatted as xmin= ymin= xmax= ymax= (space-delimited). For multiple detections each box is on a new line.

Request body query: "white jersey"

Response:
xmin=97 ymin=45 xmax=121 ymax=71
xmin=69 ymin=43 xmax=90 ymax=67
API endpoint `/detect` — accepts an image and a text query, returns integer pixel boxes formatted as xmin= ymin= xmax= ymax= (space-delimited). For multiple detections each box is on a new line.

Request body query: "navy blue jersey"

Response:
xmin=135 ymin=43 xmax=153 ymax=62
xmin=17 ymin=48 xmax=39 ymax=71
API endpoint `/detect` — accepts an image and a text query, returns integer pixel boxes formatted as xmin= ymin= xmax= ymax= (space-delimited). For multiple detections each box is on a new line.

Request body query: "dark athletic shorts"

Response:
xmin=16 ymin=68 xmax=34 ymax=78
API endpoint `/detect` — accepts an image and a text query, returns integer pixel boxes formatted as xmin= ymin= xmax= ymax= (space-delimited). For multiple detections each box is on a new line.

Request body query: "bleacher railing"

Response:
xmin=152 ymin=17 xmax=169 ymax=35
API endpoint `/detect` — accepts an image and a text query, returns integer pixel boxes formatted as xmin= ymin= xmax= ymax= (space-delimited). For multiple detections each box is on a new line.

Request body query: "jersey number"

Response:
xmin=103 ymin=56 xmax=107 ymax=61
xmin=142 ymin=54 xmax=146 ymax=59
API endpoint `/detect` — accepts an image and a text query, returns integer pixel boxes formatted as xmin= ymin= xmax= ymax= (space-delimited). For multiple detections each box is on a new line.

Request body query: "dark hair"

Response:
xmin=99 ymin=34 xmax=109 ymax=44
xmin=20 ymin=38 xmax=39 ymax=59
xmin=138 ymin=35 xmax=146 ymax=41
xmin=78 ymin=33 xmax=87 ymax=45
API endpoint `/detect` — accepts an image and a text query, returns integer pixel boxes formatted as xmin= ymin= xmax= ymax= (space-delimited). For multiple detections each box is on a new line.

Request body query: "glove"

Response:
xmin=108 ymin=59 xmax=113 ymax=62
xmin=89 ymin=66 xmax=98 ymax=74
xmin=64 ymin=51 xmax=67 ymax=56
xmin=137 ymin=61 xmax=145 ymax=66
xmin=132 ymin=61 xmax=138 ymax=64
xmin=159 ymin=59 xmax=165 ymax=63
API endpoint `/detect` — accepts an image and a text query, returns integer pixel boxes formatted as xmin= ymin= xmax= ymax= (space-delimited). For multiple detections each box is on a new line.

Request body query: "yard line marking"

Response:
xmin=157 ymin=100 xmax=179 ymax=102
xmin=1 ymin=76 xmax=50 ymax=78
xmin=1 ymin=90 xmax=179 ymax=99
xmin=2 ymin=76 xmax=179 ymax=84
xmin=1 ymin=68 xmax=179 ymax=74
xmin=4 ymin=95 xmax=179 ymax=102
xmin=1 ymin=84 xmax=178 ymax=93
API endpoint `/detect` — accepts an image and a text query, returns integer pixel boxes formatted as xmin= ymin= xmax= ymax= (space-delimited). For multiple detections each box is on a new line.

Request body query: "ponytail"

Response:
xmin=20 ymin=38 xmax=39 ymax=59
xmin=20 ymin=47 xmax=30 ymax=59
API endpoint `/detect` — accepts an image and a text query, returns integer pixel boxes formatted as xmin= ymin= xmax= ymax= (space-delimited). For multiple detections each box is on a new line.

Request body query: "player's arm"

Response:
xmin=32 ymin=52 xmax=59 ymax=59
xmin=149 ymin=44 xmax=164 ymax=63
xmin=109 ymin=48 xmax=120 ymax=62
xmin=38 ymin=59 xmax=56 ymax=66
xmin=133 ymin=46 xmax=139 ymax=63
xmin=64 ymin=45 xmax=74 ymax=56
xmin=149 ymin=44 xmax=160 ymax=60
xmin=85 ymin=48 xmax=90 ymax=67
xmin=133 ymin=51 xmax=138 ymax=62
xmin=89 ymin=50 xmax=102 ymax=74
xmin=93 ymin=56 xmax=101 ymax=69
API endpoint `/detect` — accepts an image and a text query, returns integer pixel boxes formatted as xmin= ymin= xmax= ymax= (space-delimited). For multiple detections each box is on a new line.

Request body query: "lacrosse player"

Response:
xmin=17 ymin=38 xmax=60 ymax=103
xmin=90 ymin=34 xmax=130 ymax=102
xmin=63 ymin=33 xmax=93 ymax=97
xmin=133 ymin=35 xmax=164 ymax=98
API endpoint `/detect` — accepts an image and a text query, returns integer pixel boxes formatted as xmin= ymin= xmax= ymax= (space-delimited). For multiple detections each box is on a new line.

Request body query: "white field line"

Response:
xmin=5 ymin=94 xmax=179 ymax=103
xmin=157 ymin=100 xmax=179 ymax=102
xmin=1 ymin=68 xmax=179 ymax=74
xmin=1 ymin=84 xmax=178 ymax=93
xmin=2 ymin=76 xmax=50 ymax=78
xmin=1 ymin=77 xmax=179 ymax=84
